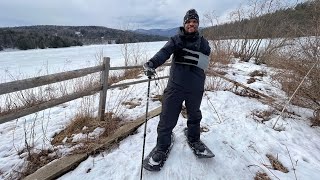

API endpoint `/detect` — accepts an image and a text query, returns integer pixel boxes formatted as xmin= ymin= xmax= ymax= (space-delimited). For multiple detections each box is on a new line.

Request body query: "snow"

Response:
xmin=71 ymin=127 xmax=105 ymax=143
xmin=0 ymin=41 xmax=320 ymax=180
xmin=0 ymin=41 xmax=166 ymax=83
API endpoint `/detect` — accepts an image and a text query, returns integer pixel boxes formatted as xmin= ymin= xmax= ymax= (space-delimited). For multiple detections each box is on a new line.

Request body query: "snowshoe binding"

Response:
xmin=184 ymin=128 xmax=215 ymax=158
xmin=143 ymin=134 xmax=175 ymax=171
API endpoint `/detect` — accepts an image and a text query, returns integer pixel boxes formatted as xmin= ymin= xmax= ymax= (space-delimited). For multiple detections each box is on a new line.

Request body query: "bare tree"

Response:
xmin=230 ymin=0 xmax=291 ymax=63
xmin=203 ymin=11 xmax=236 ymax=66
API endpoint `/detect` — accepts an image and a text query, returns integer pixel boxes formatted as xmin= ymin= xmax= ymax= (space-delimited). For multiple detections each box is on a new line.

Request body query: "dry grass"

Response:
xmin=265 ymin=49 xmax=320 ymax=126
xmin=234 ymin=89 xmax=260 ymax=99
xmin=108 ymin=68 xmax=142 ymax=86
xmin=252 ymin=109 xmax=275 ymax=123
xmin=207 ymin=69 xmax=228 ymax=76
xmin=254 ymin=172 xmax=271 ymax=180
xmin=249 ymin=70 xmax=266 ymax=77
xmin=108 ymin=73 xmax=123 ymax=85
xmin=52 ymin=112 xmax=121 ymax=147
xmin=233 ymin=51 xmax=250 ymax=62
xmin=211 ymin=50 xmax=232 ymax=66
xmin=266 ymin=154 xmax=289 ymax=173
xmin=121 ymin=101 xmax=141 ymax=109
xmin=0 ymin=96 xmax=47 ymax=116
xmin=205 ymin=72 xmax=233 ymax=92
xmin=209 ymin=40 xmax=234 ymax=67
xmin=247 ymin=77 xmax=256 ymax=84
xmin=20 ymin=112 xmax=121 ymax=178
xmin=0 ymin=86 xmax=53 ymax=116
xmin=260 ymin=52 xmax=289 ymax=69
xmin=246 ymin=70 xmax=266 ymax=84
xmin=20 ymin=149 xmax=58 ymax=179
xmin=124 ymin=68 xmax=142 ymax=79
xmin=274 ymin=63 xmax=319 ymax=107
xmin=0 ymin=73 xmax=100 ymax=117
xmin=209 ymin=51 xmax=231 ymax=67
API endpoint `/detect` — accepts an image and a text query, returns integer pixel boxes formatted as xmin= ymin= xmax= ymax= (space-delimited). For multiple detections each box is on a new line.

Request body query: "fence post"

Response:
xmin=98 ymin=57 xmax=110 ymax=121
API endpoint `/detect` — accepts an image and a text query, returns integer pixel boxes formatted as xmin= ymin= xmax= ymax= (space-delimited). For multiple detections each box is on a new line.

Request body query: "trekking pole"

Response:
xmin=140 ymin=75 xmax=152 ymax=180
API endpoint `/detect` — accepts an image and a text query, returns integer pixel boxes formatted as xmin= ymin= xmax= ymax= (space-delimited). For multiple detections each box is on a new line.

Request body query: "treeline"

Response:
xmin=0 ymin=25 xmax=167 ymax=51
xmin=203 ymin=0 xmax=320 ymax=39
xmin=0 ymin=30 xmax=83 ymax=50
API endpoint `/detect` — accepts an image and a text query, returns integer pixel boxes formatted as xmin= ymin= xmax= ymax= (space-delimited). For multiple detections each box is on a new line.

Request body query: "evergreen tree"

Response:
xmin=0 ymin=25 xmax=166 ymax=50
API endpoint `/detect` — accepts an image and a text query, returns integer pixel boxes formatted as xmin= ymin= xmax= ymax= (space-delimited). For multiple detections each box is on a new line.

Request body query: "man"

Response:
xmin=143 ymin=9 xmax=211 ymax=171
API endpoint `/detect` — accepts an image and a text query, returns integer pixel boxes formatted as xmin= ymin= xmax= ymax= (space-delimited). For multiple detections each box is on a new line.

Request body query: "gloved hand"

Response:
xmin=143 ymin=61 xmax=156 ymax=77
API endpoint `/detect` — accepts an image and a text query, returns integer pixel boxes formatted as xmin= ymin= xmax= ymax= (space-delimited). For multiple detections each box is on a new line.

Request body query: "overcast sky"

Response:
xmin=0 ymin=0 xmax=301 ymax=30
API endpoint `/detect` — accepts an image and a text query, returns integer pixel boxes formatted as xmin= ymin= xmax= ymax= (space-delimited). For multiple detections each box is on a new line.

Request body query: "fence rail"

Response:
xmin=0 ymin=86 xmax=101 ymax=124
xmin=0 ymin=66 xmax=103 ymax=96
xmin=0 ymin=57 xmax=170 ymax=124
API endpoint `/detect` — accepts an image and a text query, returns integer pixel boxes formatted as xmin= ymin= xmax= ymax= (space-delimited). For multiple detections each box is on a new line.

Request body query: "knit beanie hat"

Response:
xmin=183 ymin=9 xmax=199 ymax=25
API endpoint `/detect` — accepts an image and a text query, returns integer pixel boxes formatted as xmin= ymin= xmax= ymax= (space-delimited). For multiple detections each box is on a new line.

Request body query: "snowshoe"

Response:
xmin=184 ymin=128 xmax=215 ymax=158
xmin=143 ymin=134 xmax=175 ymax=171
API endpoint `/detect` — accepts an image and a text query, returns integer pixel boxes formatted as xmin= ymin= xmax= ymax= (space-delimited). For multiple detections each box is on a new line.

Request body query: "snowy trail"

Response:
xmin=59 ymin=91 xmax=320 ymax=180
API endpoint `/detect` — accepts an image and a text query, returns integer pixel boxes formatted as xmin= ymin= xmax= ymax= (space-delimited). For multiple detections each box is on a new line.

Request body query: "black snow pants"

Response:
xmin=156 ymin=86 xmax=203 ymax=150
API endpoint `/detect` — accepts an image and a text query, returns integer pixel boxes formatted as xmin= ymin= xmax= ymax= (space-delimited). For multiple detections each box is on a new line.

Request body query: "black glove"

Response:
xmin=143 ymin=61 xmax=156 ymax=77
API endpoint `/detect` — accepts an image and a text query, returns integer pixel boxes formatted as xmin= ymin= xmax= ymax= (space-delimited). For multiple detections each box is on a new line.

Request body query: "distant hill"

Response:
xmin=0 ymin=25 xmax=168 ymax=51
xmin=134 ymin=27 xmax=179 ymax=37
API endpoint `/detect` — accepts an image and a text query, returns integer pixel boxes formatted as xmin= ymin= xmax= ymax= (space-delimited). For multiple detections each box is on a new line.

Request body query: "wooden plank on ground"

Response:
xmin=23 ymin=154 xmax=88 ymax=180
xmin=23 ymin=106 xmax=162 ymax=180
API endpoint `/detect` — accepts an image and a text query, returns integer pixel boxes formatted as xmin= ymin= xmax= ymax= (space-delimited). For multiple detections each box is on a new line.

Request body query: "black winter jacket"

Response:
xmin=149 ymin=27 xmax=211 ymax=92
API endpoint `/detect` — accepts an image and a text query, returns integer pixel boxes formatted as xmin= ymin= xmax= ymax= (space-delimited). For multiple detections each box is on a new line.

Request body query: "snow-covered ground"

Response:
xmin=0 ymin=41 xmax=166 ymax=83
xmin=0 ymin=42 xmax=319 ymax=180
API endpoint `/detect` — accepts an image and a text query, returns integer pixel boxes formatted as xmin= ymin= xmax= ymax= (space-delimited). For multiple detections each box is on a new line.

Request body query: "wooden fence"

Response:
xmin=0 ymin=57 xmax=169 ymax=124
